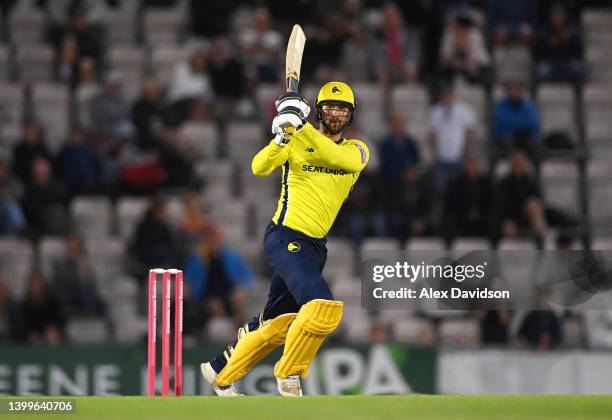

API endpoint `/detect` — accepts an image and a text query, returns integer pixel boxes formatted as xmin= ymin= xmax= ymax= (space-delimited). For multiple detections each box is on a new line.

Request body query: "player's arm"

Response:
xmin=298 ymin=123 xmax=369 ymax=173
xmin=251 ymin=141 xmax=289 ymax=176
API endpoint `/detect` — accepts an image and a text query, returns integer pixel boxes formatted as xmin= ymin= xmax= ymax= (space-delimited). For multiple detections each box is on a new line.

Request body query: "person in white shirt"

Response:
xmin=167 ymin=42 xmax=214 ymax=122
xmin=428 ymin=84 xmax=476 ymax=192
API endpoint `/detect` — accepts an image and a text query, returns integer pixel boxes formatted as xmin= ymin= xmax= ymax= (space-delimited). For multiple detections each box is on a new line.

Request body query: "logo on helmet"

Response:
xmin=331 ymin=86 xmax=343 ymax=95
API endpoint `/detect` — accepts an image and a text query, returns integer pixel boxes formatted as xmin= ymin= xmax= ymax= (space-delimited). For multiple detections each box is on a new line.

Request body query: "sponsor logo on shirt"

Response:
xmin=301 ymin=165 xmax=350 ymax=176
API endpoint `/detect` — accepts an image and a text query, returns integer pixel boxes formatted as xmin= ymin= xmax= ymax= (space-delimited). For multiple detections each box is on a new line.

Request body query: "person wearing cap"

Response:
xmin=201 ymin=82 xmax=369 ymax=397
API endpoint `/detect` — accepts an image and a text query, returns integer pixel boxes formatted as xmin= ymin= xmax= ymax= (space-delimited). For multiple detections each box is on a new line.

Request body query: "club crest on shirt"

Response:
xmin=288 ymin=242 xmax=301 ymax=252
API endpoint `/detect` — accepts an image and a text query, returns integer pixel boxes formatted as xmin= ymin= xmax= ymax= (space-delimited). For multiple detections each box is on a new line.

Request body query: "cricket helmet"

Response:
xmin=315 ymin=82 xmax=356 ymax=134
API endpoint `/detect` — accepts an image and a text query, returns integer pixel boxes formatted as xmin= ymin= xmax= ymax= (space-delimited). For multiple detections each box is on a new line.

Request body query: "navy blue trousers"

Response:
xmin=209 ymin=223 xmax=334 ymax=374
xmin=262 ymin=223 xmax=333 ymax=319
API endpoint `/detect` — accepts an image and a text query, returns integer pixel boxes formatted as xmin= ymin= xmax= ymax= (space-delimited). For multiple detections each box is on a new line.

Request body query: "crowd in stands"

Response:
xmin=1 ymin=0 xmax=611 ymax=349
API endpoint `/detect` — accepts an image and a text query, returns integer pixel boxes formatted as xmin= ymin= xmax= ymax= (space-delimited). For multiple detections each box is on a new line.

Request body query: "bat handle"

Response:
xmin=286 ymin=75 xmax=299 ymax=94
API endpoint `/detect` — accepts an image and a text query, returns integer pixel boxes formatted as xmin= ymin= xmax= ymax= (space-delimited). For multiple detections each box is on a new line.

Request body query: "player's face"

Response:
xmin=321 ymin=103 xmax=351 ymax=133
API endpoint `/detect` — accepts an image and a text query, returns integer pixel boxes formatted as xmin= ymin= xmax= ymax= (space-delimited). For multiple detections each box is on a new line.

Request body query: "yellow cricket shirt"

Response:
xmin=251 ymin=123 xmax=369 ymax=239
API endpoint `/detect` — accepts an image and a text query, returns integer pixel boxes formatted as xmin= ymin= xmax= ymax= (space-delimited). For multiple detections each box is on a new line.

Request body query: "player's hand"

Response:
xmin=271 ymin=111 xmax=304 ymax=146
xmin=275 ymin=92 xmax=311 ymax=119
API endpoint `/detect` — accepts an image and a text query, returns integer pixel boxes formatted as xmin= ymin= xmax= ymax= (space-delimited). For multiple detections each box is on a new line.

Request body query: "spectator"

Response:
xmin=88 ymin=72 xmax=130 ymax=143
xmin=379 ymin=112 xmax=421 ymax=180
xmin=487 ymin=0 xmax=538 ymax=45
xmin=56 ymin=4 xmax=105 ymax=86
xmin=428 ymin=83 xmax=476 ymax=192
xmin=22 ymin=272 xmax=66 ymax=344
xmin=377 ymin=112 xmax=422 ymax=240
xmin=189 ymin=0 xmax=236 ymax=38
xmin=208 ymin=37 xmax=249 ymax=108
xmin=518 ymin=308 xmax=562 ymax=350
xmin=183 ymin=225 xmax=253 ymax=323
xmin=128 ymin=197 xmax=180 ymax=282
xmin=54 ymin=126 xmax=97 ymax=198
xmin=0 ymin=157 xmax=26 ymax=235
xmin=491 ymin=81 xmax=541 ymax=160
xmin=439 ymin=11 xmax=491 ymax=84
xmin=372 ymin=2 xmax=420 ymax=85
xmin=12 ymin=120 xmax=52 ymax=187
xmin=132 ymin=79 xmax=169 ymax=151
xmin=239 ymin=8 xmax=282 ymax=83
xmin=0 ymin=279 xmax=26 ymax=342
xmin=534 ymin=3 xmax=585 ymax=87
xmin=477 ymin=310 xmax=511 ymax=345
xmin=167 ymin=42 xmax=213 ymax=123
xmin=444 ymin=156 xmax=492 ymax=243
xmin=179 ymin=194 xmax=213 ymax=254
xmin=21 ymin=159 xmax=69 ymax=239
xmin=497 ymin=151 xmax=547 ymax=239
xmin=52 ymin=234 xmax=106 ymax=317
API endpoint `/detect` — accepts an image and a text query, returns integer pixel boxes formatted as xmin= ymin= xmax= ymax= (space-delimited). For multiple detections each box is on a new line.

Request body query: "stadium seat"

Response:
xmin=206 ymin=317 xmax=236 ymax=343
xmin=537 ymin=84 xmax=576 ymax=136
xmin=31 ymin=83 xmax=70 ymax=150
xmin=144 ymin=9 xmax=185 ymax=46
xmin=178 ymin=122 xmax=219 ymax=160
xmin=38 ymin=236 xmax=66 ymax=278
xmin=115 ymin=317 xmax=147 ymax=344
xmin=16 ymin=44 xmax=54 ymax=82
xmin=101 ymin=7 xmax=137 ymax=45
xmin=71 ymin=196 xmax=113 ymax=238
xmin=494 ymin=46 xmax=532 ymax=83
xmin=0 ymin=238 xmax=34 ymax=298
xmin=439 ymin=317 xmax=480 ymax=347
xmin=0 ymin=83 xmax=25 ymax=123
xmin=108 ymin=46 xmax=146 ymax=94
xmin=67 ymin=319 xmax=109 ymax=344
xmin=117 ymin=197 xmax=150 ymax=238
xmin=0 ymin=45 xmax=9 ymax=81
xmin=392 ymin=316 xmax=435 ymax=345
xmin=151 ymin=47 xmax=190 ymax=84
xmin=8 ymin=10 xmax=45 ymax=45
xmin=541 ymin=162 xmax=579 ymax=213
xmin=585 ymin=85 xmax=612 ymax=144
xmin=75 ymin=84 xmax=100 ymax=128
xmin=344 ymin=315 xmax=372 ymax=342
xmin=451 ymin=238 xmax=491 ymax=251
xmin=226 ymin=122 xmax=265 ymax=162
xmin=361 ymin=238 xmax=400 ymax=254
xmin=406 ymin=238 xmax=445 ymax=251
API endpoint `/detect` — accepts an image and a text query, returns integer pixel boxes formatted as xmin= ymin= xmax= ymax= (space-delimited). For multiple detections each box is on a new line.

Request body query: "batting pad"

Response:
xmin=215 ymin=313 xmax=296 ymax=386
xmin=274 ymin=299 xmax=343 ymax=379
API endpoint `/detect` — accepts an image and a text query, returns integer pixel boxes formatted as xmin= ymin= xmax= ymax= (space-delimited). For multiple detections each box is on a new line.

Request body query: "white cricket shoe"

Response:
xmin=200 ymin=362 xmax=244 ymax=397
xmin=277 ymin=375 xmax=303 ymax=397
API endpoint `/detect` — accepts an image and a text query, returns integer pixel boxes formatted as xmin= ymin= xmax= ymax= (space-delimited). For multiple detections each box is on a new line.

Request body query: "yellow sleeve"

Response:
xmin=297 ymin=123 xmax=369 ymax=173
xmin=251 ymin=140 xmax=289 ymax=176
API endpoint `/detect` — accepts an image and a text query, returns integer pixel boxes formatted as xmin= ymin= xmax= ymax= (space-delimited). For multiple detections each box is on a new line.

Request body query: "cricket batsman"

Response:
xmin=201 ymin=82 xmax=369 ymax=397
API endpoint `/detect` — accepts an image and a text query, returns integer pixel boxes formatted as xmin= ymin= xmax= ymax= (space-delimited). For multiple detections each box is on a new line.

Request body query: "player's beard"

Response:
xmin=322 ymin=113 xmax=349 ymax=135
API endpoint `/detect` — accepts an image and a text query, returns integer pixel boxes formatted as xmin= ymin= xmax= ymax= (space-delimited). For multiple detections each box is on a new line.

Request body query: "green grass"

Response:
xmin=3 ymin=395 xmax=612 ymax=420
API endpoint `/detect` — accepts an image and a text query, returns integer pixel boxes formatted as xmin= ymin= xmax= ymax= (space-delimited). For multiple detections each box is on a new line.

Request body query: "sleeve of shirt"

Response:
xmin=251 ymin=140 xmax=290 ymax=176
xmin=297 ymin=123 xmax=369 ymax=173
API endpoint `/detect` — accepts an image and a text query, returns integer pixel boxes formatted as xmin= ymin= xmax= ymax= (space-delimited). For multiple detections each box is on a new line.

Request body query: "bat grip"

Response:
xmin=286 ymin=77 xmax=299 ymax=94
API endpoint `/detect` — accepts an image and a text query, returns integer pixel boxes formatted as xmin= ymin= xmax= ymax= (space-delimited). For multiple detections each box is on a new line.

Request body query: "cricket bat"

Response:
xmin=283 ymin=24 xmax=306 ymax=136
xmin=285 ymin=24 xmax=306 ymax=94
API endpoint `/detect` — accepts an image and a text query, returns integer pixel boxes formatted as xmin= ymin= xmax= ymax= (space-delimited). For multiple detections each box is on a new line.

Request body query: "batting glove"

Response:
xmin=275 ymin=92 xmax=311 ymax=119
xmin=271 ymin=111 xmax=305 ymax=146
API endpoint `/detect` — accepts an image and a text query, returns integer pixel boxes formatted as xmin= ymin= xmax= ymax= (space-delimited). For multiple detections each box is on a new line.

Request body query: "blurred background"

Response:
xmin=0 ymin=0 xmax=612 ymax=396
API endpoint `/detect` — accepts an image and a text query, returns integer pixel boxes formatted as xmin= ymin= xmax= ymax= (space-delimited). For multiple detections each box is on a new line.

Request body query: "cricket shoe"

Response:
xmin=277 ymin=375 xmax=303 ymax=397
xmin=200 ymin=362 xmax=244 ymax=397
